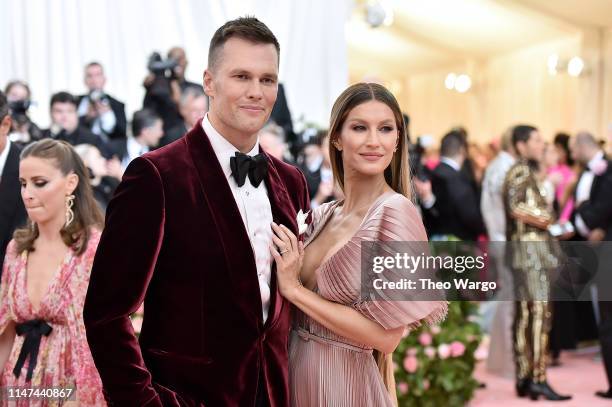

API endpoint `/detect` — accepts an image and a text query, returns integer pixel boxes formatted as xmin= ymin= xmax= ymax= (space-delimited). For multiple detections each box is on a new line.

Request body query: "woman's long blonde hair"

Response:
xmin=328 ymin=82 xmax=411 ymax=404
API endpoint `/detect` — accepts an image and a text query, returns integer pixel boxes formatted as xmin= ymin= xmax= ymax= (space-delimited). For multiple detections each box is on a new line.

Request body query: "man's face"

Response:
xmin=84 ymin=65 xmax=106 ymax=91
xmin=141 ymin=119 xmax=164 ymax=147
xmin=169 ymin=48 xmax=187 ymax=80
xmin=204 ymin=37 xmax=278 ymax=141
xmin=180 ymin=95 xmax=208 ymax=128
xmin=518 ymin=130 xmax=544 ymax=162
xmin=51 ymin=102 xmax=79 ymax=132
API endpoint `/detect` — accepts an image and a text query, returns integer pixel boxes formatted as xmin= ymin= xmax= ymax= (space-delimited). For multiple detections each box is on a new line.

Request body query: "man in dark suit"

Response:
xmin=109 ymin=109 xmax=164 ymax=171
xmin=422 ymin=129 xmax=485 ymax=241
xmin=570 ymin=131 xmax=612 ymax=399
xmin=42 ymin=92 xmax=111 ymax=158
xmin=158 ymin=86 xmax=208 ymax=148
xmin=77 ymin=62 xmax=127 ymax=141
xmin=0 ymin=91 xmax=27 ymax=274
xmin=84 ymin=17 xmax=309 ymax=407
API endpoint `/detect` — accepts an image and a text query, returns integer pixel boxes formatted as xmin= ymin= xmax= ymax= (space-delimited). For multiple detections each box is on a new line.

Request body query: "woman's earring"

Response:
xmin=65 ymin=194 xmax=75 ymax=227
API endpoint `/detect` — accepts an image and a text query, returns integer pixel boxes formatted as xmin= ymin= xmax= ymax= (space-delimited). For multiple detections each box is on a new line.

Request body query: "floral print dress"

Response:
xmin=0 ymin=229 xmax=106 ymax=406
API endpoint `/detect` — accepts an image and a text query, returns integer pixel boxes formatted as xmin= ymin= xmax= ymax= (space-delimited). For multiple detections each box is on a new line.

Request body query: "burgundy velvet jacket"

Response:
xmin=83 ymin=120 xmax=309 ymax=407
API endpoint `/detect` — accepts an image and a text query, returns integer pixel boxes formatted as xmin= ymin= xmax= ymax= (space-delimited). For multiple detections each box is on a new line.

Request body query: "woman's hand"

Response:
xmin=270 ymin=222 xmax=304 ymax=302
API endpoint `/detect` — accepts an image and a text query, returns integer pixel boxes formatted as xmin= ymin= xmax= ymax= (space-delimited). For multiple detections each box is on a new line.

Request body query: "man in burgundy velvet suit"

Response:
xmin=84 ymin=17 xmax=309 ymax=407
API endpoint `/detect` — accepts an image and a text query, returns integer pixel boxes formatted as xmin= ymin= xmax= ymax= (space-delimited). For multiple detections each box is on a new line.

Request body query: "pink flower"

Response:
xmin=424 ymin=346 xmax=436 ymax=358
xmin=423 ymin=379 xmax=430 ymax=390
xmin=438 ymin=343 xmax=451 ymax=359
xmin=450 ymin=341 xmax=466 ymax=357
xmin=397 ymin=382 xmax=409 ymax=395
xmin=592 ymin=158 xmax=608 ymax=176
xmin=419 ymin=332 xmax=432 ymax=346
xmin=403 ymin=356 xmax=419 ymax=373
xmin=430 ymin=325 xmax=441 ymax=335
xmin=406 ymin=348 xmax=418 ymax=357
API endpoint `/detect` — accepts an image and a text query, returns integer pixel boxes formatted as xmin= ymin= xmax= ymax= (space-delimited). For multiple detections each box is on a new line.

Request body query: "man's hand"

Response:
xmin=589 ymin=228 xmax=606 ymax=242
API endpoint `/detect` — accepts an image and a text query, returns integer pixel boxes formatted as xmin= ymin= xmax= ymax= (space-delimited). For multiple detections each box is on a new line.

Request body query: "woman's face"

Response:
xmin=543 ymin=143 xmax=559 ymax=168
xmin=19 ymin=157 xmax=78 ymax=226
xmin=554 ymin=144 xmax=567 ymax=165
xmin=335 ymin=100 xmax=398 ymax=178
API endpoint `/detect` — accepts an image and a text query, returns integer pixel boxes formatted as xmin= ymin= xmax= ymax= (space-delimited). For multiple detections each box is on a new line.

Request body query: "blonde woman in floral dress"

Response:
xmin=0 ymin=139 xmax=106 ymax=406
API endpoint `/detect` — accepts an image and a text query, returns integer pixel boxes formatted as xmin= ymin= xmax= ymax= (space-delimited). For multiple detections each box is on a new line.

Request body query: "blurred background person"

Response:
xmin=109 ymin=108 xmax=163 ymax=172
xmin=4 ymin=80 xmax=43 ymax=147
xmin=504 ymin=124 xmax=570 ymax=401
xmin=422 ymin=129 xmax=486 ymax=241
xmin=258 ymin=121 xmax=291 ymax=163
xmin=74 ymin=143 xmax=120 ymax=212
xmin=158 ymin=86 xmax=208 ymax=148
xmin=42 ymin=91 xmax=111 ymax=158
xmin=549 ymin=132 xmax=577 ymax=223
xmin=0 ymin=91 xmax=27 ymax=274
xmin=569 ymin=131 xmax=612 ymax=399
xmin=143 ymin=46 xmax=203 ymax=132
xmin=0 ymin=139 xmax=106 ymax=405
xmin=481 ymin=128 xmax=516 ymax=378
xmin=77 ymin=62 xmax=127 ymax=142
xmin=299 ymin=130 xmax=337 ymax=208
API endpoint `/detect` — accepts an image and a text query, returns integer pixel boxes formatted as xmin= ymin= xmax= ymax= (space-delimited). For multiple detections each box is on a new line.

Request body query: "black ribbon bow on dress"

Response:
xmin=229 ymin=152 xmax=268 ymax=187
xmin=13 ymin=319 xmax=53 ymax=381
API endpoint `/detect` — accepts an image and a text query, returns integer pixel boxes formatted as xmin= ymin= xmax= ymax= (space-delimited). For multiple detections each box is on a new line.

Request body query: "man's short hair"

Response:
xmin=208 ymin=16 xmax=280 ymax=71
xmin=511 ymin=125 xmax=537 ymax=149
xmin=4 ymin=80 xmax=32 ymax=99
xmin=440 ymin=129 xmax=467 ymax=157
xmin=180 ymin=86 xmax=206 ymax=106
xmin=132 ymin=109 xmax=160 ymax=137
xmin=50 ymin=91 xmax=78 ymax=109
xmin=575 ymin=131 xmax=599 ymax=148
xmin=85 ymin=61 xmax=104 ymax=71
xmin=0 ymin=91 xmax=9 ymax=121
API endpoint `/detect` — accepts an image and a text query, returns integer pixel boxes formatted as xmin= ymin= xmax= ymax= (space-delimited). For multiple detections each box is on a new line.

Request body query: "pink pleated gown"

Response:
xmin=289 ymin=192 xmax=448 ymax=406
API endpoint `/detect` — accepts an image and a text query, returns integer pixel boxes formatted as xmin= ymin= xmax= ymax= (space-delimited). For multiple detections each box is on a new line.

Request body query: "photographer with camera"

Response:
xmin=77 ymin=61 xmax=127 ymax=141
xmin=4 ymin=80 xmax=43 ymax=147
xmin=42 ymin=91 xmax=111 ymax=158
xmin=142 ymin=46 xmax=203 ymax=132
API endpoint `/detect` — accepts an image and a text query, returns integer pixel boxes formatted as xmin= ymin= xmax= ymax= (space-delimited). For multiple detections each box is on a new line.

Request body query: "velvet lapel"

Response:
xmin=262 ymin=151 xmax=299 ymax=328
xmin=185 ymin=123 xmax=263 ymax=325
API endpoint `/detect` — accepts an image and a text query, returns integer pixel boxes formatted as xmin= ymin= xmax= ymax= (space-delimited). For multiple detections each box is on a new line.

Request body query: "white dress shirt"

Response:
xmin=0 ymin=139 xmax=11 ymax=180
xmin=575 ymin=151 xmax=604 ymax=237
xmin=203 ymin=114 xmax=274 ymax=322
xmin=121 ymin=137 xmax=150 ymax=171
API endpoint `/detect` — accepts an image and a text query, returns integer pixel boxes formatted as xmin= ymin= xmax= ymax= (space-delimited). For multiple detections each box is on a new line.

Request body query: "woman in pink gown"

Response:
xmin=270 ymin=83 xmax=448 ymax=406
xmin=0 ymin=139 xmax=106 ymax=406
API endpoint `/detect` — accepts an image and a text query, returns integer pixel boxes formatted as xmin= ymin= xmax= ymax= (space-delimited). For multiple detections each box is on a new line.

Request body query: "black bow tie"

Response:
xmin=230 ymin=152 xmax=268 ymax=187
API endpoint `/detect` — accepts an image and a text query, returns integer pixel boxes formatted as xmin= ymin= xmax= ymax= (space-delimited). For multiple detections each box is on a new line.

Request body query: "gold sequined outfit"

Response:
xmin=503 ymin=160 xmax=559 ymax=383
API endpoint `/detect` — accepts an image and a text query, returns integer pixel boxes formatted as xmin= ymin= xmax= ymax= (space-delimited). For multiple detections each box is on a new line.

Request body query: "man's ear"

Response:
xmin=0 ymin=115 xmax=12 ymax=136
xmin=203 ymin=69 xmax=215 ymax=98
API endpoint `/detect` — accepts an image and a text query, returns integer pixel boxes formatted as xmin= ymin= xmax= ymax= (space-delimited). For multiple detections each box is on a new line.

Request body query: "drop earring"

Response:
xmin=65 ymin=194 xmax=75 ymax=227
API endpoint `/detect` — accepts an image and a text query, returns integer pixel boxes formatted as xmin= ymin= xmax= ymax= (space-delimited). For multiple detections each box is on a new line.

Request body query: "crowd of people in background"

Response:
xmin=1 ymin=42 xmax=612 ymax=403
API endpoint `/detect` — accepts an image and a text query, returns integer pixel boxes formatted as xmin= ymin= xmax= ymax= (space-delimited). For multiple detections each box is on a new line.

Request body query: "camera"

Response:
xmin=147 ymin=52 xmax=178 ymax=79
xmin=89 ymin=90 xmax=110 ymax=107
xmin=8 ymin=100 xmax=31 ymax=126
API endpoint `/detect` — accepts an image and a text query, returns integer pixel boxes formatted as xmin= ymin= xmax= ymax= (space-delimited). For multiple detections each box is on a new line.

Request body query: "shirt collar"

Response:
xmin=0 ymin=139 xmax=11 ymax=174
xmin=587 ymin=150 xmax=605 ymax=172
xmin=202 ymin=113 xmax=260 ymax=180
xmin=127 ymin=136 xmax=148 ymax=159
xmin=440 ymin=156 xmax=461 ymax=172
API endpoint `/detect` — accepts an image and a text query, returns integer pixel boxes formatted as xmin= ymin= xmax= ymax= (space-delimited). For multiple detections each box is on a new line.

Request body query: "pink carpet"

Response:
xmin=471 ymin=348 xmax=611 ymax=406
